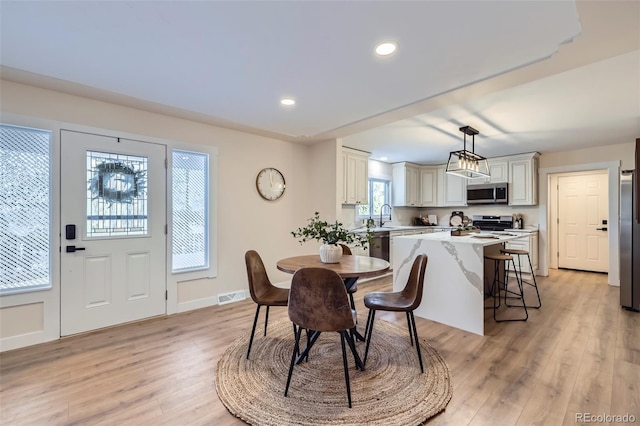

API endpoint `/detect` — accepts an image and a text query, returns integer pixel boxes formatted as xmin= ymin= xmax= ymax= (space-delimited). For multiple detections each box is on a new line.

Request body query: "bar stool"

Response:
xmin=500 ymin=247 xmax=541 ymax=308
xmin=484 ymin=253 xmax=528 ymax=322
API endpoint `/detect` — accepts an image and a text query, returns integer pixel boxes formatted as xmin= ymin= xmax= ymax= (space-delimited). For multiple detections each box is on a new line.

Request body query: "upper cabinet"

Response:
xmin=473 ymin=159 xmax=509 ymax=184
xmin=389 ymin=152 xmax=539 ymax=207
xmin=509 ymin=153 xmax=539 ymax=206
xmin=438 ymin=166 xmax=467 ymax=206
xmin=392 ymin=162 xmax=420 ymax=206
xmin=419 ymin=167 xmax=438 ymax=207
xmin=342 ymin=147 xmax=369 ymax=205
xmin=392 ymin=164 xmax=466 ymax=207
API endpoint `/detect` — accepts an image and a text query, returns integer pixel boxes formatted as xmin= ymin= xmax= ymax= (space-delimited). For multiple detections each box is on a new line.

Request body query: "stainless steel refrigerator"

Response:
xmin=620 ymin=170 xmax=640 ymax=311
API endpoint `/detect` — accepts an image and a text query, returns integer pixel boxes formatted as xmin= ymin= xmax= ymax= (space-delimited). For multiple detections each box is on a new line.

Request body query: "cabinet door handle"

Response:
xmin=596 ymin=227 xmax=608 ymax=231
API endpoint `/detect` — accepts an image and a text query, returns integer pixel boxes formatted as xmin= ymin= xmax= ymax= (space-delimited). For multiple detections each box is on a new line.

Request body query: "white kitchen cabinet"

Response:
xmin=439 ymin=166 xmax=467 ymax=206
xmin=488 ymin=159 xmax=509 ymax=183
xmin=505 ymin=232 xmax=538 ymax=275
xmin=389 ymin=228 xmax=432 ymax=265
xmin=419 ymin=167 xmax=438 ymax=206
xmin=509 ymin=153 xmax=539 ymax=206
xmin=342 ymin=148 xmax=369 ymax=205
xmin=471 ymin=158 xmax=509 ymax=184
xmin=392 ymin=162 xmax=420 ymax=207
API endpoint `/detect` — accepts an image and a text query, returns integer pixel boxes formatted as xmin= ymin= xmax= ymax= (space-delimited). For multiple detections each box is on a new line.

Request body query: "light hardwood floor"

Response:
xmin=1 ymin=269 xmax=638 ymax=425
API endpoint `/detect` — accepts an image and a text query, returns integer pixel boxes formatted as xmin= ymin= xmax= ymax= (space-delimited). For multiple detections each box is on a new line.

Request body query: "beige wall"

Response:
xmin=0 ymin=80 xmax=334 ymax=349
xmin=539 ymin=142 xmax=635 ymax=170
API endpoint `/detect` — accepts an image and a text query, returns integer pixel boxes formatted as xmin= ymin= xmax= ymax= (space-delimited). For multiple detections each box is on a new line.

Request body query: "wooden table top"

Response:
xmin=276 ymin=255 xmax=390 ymax=278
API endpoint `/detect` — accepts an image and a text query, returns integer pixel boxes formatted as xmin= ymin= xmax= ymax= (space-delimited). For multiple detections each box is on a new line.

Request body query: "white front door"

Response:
xmin=558 ymin=172 xmax=609 ymax=272
xmin=60 ymin=130 xmax=166 ymax=336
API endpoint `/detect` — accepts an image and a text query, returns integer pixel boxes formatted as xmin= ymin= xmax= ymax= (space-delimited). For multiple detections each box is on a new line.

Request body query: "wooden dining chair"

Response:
xmin=363 ymin=254 xmax=428 ymax=373
xmin=284 ymin=267 xmax=361 ymax=408
xmin=244 ymin=250 xmax=289 ymax=359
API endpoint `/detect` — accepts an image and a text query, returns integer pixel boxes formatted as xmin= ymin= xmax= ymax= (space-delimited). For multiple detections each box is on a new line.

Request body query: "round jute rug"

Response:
xmin=216 ymin=317 xmax=452 ymax=425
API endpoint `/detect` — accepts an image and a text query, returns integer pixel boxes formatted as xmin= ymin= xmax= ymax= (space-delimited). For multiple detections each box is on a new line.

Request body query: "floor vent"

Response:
xmin=217 ymin=290 xmax=246 ymax=305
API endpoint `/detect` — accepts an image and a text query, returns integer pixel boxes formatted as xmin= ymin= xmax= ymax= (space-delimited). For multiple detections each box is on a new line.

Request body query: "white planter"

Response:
xmin=319 ymin=244 xmax=342 ymax=263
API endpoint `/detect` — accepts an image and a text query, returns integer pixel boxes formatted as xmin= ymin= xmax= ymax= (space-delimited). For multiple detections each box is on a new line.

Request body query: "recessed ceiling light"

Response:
xmin=280 ymin=98 xmax=296 ymax=106
xmin=375 ymin=41 xmax=397 ymax=56
xmin=380 ymin=156 xmax=388 ymax=161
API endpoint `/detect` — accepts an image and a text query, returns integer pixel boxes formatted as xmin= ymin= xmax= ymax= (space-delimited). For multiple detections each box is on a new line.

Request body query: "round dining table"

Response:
xmin=276 ymin=254 xmax=390 ymax=278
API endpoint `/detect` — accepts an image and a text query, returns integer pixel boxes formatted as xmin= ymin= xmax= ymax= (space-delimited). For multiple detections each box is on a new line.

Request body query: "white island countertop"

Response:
xmin=394 ymin=231 xmax=529 ymax=246
xmin=393 ymin=231 xmax=528 ymax=336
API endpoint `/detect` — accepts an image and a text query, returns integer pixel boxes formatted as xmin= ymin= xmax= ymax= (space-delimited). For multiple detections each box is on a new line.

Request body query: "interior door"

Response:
xmin=60 ymin=130 xmax=166 ymax=336
xmin=558 ymin=172 xmax=609 ymax=272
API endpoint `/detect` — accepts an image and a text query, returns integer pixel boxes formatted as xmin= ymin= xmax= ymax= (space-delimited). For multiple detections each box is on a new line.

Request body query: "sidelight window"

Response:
xmin=0 ymin=124 xmax=52 ymax=294
xmin=172 ymin=150 xmax=209 ymax=272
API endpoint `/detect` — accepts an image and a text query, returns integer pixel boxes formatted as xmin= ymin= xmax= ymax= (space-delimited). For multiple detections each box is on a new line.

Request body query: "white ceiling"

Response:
xmin=1 ymin=1 xmax=639 ymax=165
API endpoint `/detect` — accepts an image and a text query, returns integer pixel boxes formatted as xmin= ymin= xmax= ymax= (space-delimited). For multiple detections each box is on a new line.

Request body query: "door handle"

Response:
xmin=596 ymin=227 xmax=608 ymax=231
xmin=66 ymin=245 xmax=86 ymax=253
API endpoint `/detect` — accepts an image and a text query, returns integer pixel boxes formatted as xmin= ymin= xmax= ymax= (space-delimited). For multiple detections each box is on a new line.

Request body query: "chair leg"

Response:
xmin=527 ymin=254 xmax=542 ymax=308
xmin=264 ymin=306 xmax=270 ymax=336
xmin=339 ymin=331 xmax=353 ymax=408
xmin=406 ymin=311 xmax=414 ymax=347
xmin=363 ymin=310 xmax=376 ymax=368
xmin=409 ymin=311 xmax=424 ymax=373
xmin=246 ymin=304 xmax=262 ymax=359
xmin=496 ymin=259 xmax=528 ymax=322
xmin=284 ymin=325 xmax=303 ymax=397
xmin=349 ymin=292 xmax=356 ymax=311
xmin=292 ymin=323 xmax=300 ymax=357
xmin=343 ymin=329 xmax=363 ymax=370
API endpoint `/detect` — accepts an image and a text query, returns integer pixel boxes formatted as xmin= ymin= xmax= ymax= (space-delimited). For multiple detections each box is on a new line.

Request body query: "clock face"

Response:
xmin=256 ymin=168 xmax=286 ymax=200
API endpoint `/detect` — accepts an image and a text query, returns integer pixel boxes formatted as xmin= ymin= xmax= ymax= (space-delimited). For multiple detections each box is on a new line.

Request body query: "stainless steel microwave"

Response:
xmin=466 ymin=183 xmax=508 ymax=205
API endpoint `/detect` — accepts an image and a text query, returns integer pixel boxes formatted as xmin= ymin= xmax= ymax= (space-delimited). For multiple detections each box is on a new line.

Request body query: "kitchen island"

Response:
xmin=392 ymin=231 xmax=530 ymax=336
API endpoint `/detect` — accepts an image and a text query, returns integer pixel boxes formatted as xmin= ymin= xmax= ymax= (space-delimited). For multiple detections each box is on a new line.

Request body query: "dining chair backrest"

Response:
xmin=288 ymin=267 xmax=355 ymax=332
xmin=245 ymin=250 xmax=275 ymax=303
xmin=339 ymin=243 xmax=352 ymax=255
xmin=401 ymin=254 xmax=428 ymax=311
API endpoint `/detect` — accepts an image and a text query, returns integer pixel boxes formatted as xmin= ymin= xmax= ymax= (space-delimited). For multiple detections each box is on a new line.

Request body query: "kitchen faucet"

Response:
xmin=379 ymin=203 xmax=392 ymax=227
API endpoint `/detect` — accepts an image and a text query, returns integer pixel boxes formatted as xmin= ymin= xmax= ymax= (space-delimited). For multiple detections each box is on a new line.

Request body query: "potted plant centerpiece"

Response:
xmin=291 ymin=212 xmax=374 ymax=263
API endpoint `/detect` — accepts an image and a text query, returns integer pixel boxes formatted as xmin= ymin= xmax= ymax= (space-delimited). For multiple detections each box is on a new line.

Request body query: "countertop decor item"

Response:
xmin=291 ymin=212 xmax=373 ymax=263
xmin=450 ymin=226 xmax=480 ymax=236
xmin=216 ymin=316 xmax=452 ymax=425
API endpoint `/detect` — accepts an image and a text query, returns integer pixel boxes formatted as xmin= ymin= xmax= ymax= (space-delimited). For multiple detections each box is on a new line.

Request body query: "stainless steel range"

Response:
xmin=471 ymin=215 xmax=513 ymax=231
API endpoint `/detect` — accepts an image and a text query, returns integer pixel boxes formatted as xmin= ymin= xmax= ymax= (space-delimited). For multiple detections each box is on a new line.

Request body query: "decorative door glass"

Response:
xmin=86 ymin=151 xmax=148 ymax=237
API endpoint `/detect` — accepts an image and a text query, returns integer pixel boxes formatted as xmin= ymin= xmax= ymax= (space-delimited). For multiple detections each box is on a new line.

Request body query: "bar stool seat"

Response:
xmin=500 ymin=247 xmax=542 ymax=308
xmin=484 ymin=253 xmax=528 ymax=322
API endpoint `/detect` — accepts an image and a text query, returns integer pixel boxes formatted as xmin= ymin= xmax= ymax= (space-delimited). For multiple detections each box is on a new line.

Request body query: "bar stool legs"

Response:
xmin=485 ymin=254 xmax=528 ymax=322
xmin=502 ymin=249 xmax=542 ymax=309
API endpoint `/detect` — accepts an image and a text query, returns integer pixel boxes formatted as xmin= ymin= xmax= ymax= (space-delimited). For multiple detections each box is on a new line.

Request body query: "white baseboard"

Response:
xmin=0 ymin=331 xmax=45 ymax=353
xmin=176 ymin=295 xmax=219 ymax=313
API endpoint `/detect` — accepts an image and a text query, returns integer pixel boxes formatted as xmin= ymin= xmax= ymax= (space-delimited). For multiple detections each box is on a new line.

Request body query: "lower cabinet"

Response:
xmin=504 ymin=232 xmax=538 ymax=275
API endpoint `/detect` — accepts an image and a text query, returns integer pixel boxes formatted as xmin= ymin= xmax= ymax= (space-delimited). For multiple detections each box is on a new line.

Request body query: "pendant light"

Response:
xmin=445 ymin=126 xmax=490 ymax=179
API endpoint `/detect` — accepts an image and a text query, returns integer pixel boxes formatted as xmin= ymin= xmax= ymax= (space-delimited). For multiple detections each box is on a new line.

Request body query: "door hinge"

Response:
xmin=164 ymin=224 xmax=168 ymax=235
xmin=165 ymin=290 xmax=168 ymax=300
xmin=557 ymin=218 xmax=559 ymax=224
xmin=164 ymin=158 xmax=168 ymax=169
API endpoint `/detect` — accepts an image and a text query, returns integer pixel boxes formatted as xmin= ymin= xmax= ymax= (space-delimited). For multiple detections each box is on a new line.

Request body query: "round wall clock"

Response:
xmin=256 ymin=167 xmax=286 ymax=201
